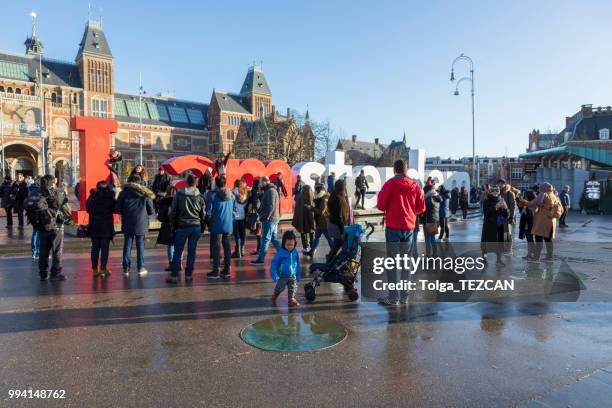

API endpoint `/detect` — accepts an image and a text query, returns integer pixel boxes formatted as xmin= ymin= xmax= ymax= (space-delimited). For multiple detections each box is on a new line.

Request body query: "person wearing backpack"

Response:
xmin=35 ymin=175 xmax=70 ymax=281
xmin=86 ymin=181 xmax=117 ymax=277
xmin=115 ymin=174 xmax=155 ymax=276
xmin=1 ymin=175 xmax=15 ymax=228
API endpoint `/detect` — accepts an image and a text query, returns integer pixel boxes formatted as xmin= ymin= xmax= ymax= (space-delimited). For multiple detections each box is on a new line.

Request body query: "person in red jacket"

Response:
xmin=376 ymin=159 xmax=425 ymax=305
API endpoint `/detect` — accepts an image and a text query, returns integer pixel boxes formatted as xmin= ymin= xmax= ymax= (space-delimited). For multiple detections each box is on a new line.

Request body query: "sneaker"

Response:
xmin=165 ymin=275 xmax=179 ymax=284
xmin=251 ymin=259 xmax=265 ymax=265
xmin=220 ymin=270 xmax=231 ymax=279
xmin=271 ymin=293 xmax=279 ymax=306
xmin=93 ymin=268 xmax=103 ymax=277
xmin=123 ymin=267 xmax=130 ymax=276
xmin=302 ymin=248 xmax=311 ymax=255
xmin=250 ymin=250 xmax=259 ymax=256
xmin=443 ymin=237 xmax=449 ymax=242
xmin=207 ymin=271 xmax=220 ymax=279
xmin=137 ymin=268 xmax=148 ymax=276
xmin=101 ymin=268 xmax=112 ymax=276
xmin=377 ymin=297 xmax=398 ymax=306
xmin=50 ymin=273 xmax=66 ymax=281
xmin=185 ymin=276 xmax=193 ymax=283
xmin=39 ymin=274 xmax=48 ymax=281
xmin=164 ymin=265 xmax=172 ymax=272
xmin=288 ymin=298 xmax=300 ymax=307
xmin=231 ymin=251 xmax=240 ymax=259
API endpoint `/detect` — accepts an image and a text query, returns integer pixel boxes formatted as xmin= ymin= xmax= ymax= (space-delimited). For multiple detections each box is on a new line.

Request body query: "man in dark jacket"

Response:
xmin=13 ymin=173 xmax=28 ymax=228
xmin=206 ymin=175 xmax=236 ymax=279
xmin=252 ymin=176 xmax=280 ymax=265
xmin=151 ymin=167 xmax=170 ymax=211
xmin=293 ymin=175 xmax=304 ymax=202
xmin=0 ymin=175 xmax=15 ymax=228
xmin=354 ymin=170 xmax=369 ymax=209
xmin=116 ymin=174 xmax=155 ymax=276
xmin=559 ymin=185 xmax=571 ymax=227
xmin=166 ymin=174 xmax=205 ymax=283
xmin=37 ymin=175 xmax=70 ymax=281
xmin=273 ymin=172 xmax=288 ymax=198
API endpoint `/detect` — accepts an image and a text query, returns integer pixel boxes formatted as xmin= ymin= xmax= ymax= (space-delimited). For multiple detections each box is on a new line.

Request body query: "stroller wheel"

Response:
xmin=348 ymin=289 xmax=359 ymax=302
xmin=305 ymin=283 xmax=316 ymax=302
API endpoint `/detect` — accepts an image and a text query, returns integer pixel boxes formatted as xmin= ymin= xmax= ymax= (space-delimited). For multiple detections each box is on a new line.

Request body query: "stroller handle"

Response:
xmin=365 ymin=222 xmax=375 ymax=239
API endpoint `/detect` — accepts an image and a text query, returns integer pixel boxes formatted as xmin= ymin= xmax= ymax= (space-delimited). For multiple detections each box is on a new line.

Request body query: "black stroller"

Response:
xmin=305 ymin=222 xmax=375 ymax=302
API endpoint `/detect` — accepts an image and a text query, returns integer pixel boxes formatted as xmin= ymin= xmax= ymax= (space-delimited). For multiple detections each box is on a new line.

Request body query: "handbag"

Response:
xmin=424 ymin=222 xmax=438 ymax=236
xmin=77 ymin=224 xmax=89 ymax=238
xmin=247 ymin=212 xmax=259 ymax=232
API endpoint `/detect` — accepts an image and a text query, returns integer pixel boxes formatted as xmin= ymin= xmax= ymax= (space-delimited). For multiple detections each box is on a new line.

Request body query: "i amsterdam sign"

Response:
xmin=70 ymin=117 xmax=470 ymax=223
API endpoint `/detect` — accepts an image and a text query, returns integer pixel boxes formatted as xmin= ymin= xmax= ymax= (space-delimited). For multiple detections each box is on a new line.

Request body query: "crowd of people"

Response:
xmin=1 ymin=152 xmax=570 ymax=306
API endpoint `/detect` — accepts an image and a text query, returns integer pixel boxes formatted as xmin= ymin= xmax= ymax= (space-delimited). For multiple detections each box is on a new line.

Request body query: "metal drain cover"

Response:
xmin=241 ymin=314 xmax=347 ymax=352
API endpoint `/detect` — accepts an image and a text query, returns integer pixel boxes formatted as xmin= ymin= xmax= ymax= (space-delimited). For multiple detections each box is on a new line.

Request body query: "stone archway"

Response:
xmin=53 ymin=158 xmax=72 ymax=185
xmin=1 ymin=142 xmax=40 ymax=178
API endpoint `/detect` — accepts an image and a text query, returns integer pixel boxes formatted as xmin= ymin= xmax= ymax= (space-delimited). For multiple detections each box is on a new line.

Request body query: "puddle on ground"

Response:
xmin=241 ymin=314 xmax=347 ymax=352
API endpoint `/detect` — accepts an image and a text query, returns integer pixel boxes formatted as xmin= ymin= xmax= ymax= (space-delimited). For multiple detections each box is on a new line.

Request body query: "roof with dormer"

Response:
xmin=240 ymin=65 xmax=271 ymax=96
xmin=76 ymin=20 xmax=112 ymax=59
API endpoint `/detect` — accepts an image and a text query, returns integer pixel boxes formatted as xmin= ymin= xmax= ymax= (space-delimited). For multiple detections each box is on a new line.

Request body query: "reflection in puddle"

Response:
xmin=241 ymin=314 xmax=347 ymax=352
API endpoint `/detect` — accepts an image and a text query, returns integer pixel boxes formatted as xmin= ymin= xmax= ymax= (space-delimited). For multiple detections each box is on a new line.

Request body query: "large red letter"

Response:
xmin=225 ymin=159 xmax=293 ymax=214
xmin=71 ymin=116 xmax=118 ymax=224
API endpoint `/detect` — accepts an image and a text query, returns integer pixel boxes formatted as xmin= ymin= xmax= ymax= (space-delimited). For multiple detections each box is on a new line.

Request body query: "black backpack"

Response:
xmin=24 ymin=193 xmax=56 ymax=232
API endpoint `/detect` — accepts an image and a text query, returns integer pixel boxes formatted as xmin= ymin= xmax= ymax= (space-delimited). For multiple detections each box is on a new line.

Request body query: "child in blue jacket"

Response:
xmin=270 ymin=230 xmax=301 ymax=307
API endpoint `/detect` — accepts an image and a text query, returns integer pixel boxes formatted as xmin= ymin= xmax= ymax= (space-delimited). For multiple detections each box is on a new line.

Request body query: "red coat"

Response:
xmin=377 ymin=175 xmax=425 ymax=231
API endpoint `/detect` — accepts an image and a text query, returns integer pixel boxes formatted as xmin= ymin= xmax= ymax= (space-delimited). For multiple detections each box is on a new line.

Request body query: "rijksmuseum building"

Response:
xmin=0 ymin=17 xmax=304 ymax=184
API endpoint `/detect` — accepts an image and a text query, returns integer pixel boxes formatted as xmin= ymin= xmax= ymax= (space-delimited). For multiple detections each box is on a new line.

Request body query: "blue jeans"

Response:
xmin=123 ymin=234 xmax=145 ymax=270
xmin=385 ymin=227 xmax=413 ymax=302
xmin=91 ymin=238 xmax=111 ymax=269
xmin=171 ymin=226 xmax=201 ymax=277
xmin=167 ymin=245 xmax=174 ymax=263
xmin=311 ymin=228 xmax=332 ymax=252
xmin=257 ymin=220 xmax=280 ymax=261
xmin=31 ymin=229 xmax=40 ymax=256
xmin=424 ymin=234 xmax=437 ymax=256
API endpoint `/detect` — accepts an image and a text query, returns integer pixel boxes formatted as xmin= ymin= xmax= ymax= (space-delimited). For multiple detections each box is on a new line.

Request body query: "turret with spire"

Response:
xmin=24 ymin=11 xmax=43 ymax=56
xmin=240 ymin=64 xmax=272 ymax=119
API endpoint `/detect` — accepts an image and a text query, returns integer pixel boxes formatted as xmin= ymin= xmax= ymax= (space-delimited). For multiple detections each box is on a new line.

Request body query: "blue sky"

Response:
xmin=2 ymin=0 xmax=611 ymax=158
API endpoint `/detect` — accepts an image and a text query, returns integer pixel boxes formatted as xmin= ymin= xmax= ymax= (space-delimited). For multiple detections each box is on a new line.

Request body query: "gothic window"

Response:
xmin=227 ymin=129 xmax=234 ymax=141
xmin=15 ymin=88 xmax=21 ymax=94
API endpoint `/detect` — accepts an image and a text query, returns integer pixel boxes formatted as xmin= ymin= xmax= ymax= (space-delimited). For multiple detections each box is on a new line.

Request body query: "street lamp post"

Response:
xmin=450 ymin=53 xmax=478 ymax=187
xmin=138 ymin=72 xmax=144 ymax=165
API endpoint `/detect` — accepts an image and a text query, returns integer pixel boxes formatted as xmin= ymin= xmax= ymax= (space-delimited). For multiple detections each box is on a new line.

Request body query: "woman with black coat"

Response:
xmin=459 ymin=186 xmax=469 ymax=219
xmin=450 ymin=187 xmax=459 ymax=217
xmin=246 ymin=179 xmax=263 ymax=255
xmin=87 ymin=181 xmax=117 ymax=276
xmin=481 ymin=185 xmax=509 ymax=265
xmin=156 ymin=185 xmax=177 ymax=271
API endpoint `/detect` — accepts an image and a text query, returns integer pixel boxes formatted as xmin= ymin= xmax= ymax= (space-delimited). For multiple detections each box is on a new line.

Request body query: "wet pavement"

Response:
xmin=0 ymin=212 xmax=611 ymax=407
